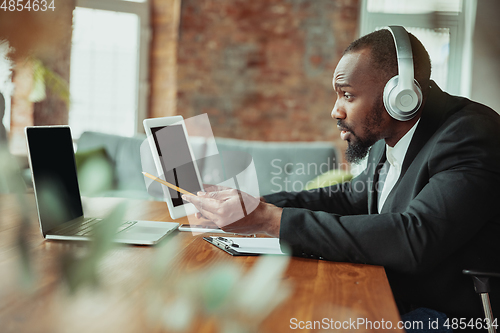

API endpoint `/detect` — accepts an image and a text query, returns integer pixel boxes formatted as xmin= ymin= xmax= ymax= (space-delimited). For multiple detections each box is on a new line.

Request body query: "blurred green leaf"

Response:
xmin=235 ymin=255 xmax=292 ymax=318
xmin=61 ymin=201 xmax=127 ymax=293
xmin=201 ymin=264 xmax=242 ymax=312
xmin=28 ymin=58 xmax=70 ymax=106
xmin=0 ymin=144 xmax=34 ymax=290
xmin=28 ymin=59 xmax=46 ymax=102
xmin=151 ymin=235 xmax=181 ymax=284
xmin=161 ymin=295 xmax=195 ymax=332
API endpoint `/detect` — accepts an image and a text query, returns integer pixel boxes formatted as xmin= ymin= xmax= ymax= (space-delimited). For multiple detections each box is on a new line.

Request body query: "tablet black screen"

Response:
xmin=151 ymin=125 xmax=202 ymax=207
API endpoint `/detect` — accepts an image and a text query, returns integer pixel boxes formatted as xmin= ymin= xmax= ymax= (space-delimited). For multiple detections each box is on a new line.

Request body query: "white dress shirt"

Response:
xmin=378 ymin=119 xmax=420 ymax=213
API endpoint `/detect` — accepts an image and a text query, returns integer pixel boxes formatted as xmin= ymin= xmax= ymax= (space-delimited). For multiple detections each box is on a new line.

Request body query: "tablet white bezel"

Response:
xmin=143 ymin=116 xmax=204 ymax=219
xmin=178 ymin=224 xmax=230 ymax=234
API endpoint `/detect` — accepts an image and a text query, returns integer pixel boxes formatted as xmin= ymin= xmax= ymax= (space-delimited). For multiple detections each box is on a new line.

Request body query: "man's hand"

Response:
xmin=182 ymin=189 xmax=282 ymax=237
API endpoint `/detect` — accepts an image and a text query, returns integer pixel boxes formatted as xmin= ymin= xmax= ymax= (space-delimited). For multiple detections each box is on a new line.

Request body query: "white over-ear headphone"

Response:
xmin=383 ymin=26 xmax=423 ymax=121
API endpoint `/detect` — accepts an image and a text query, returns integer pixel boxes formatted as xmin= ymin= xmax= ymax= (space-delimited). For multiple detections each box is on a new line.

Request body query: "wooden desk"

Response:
xmin=0 ymin=194 xmax=403 ymax=332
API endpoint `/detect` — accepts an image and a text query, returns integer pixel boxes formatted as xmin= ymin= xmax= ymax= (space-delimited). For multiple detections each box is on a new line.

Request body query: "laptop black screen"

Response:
xmin=26 ymin=127 xmax=83 ymax=235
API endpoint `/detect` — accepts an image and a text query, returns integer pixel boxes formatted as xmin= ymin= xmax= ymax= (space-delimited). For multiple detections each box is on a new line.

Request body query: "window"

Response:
xmin=366 ymin=0 xmax=463 ymax=14
xmin=359 ymin=0 xmax=477 ymax=97
xmin=69 ymin=0 xmax=150 ymax=138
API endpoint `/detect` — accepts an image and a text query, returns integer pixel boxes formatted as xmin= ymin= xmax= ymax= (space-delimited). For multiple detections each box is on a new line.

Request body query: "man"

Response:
xmin=183 ymin=28 xmax=500 ymax=328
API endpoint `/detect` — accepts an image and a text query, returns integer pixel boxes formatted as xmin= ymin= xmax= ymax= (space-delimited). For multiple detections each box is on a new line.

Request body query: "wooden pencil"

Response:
xmin=142 ymin=172 xmax=195 ymax=196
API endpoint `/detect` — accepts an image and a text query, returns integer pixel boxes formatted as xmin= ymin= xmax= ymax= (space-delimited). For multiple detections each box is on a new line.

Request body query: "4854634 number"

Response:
xmin=443 ymin=317 xmax=498 ymax=331
xmin=1 ymin=0 xmax=55 ymax=11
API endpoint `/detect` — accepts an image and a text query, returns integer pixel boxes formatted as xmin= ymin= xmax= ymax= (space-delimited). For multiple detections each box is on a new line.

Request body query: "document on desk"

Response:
xmin=203 ymin=236 xmax=285 ymax=256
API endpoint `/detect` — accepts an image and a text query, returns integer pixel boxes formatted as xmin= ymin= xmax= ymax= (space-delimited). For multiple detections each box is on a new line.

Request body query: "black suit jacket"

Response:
xmin=264 ymin=82 xmax=500 ymax=319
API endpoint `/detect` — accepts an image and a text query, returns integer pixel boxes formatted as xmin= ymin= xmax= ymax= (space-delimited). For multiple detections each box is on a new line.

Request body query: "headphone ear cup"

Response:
xmin=383 ymin=75 xmax=423 ymax=121
xmin=383 ymin=76 xmax=400 ymax=118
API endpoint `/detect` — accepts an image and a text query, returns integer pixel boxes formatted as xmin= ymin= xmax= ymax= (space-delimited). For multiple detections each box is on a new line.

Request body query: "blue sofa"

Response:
xmin=76 ymin=131 xmax=341 ymax=200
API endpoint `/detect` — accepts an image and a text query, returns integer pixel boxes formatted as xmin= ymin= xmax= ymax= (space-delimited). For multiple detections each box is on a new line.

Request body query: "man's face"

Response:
xmin=331 ymin=49 xmax=390 ymax=164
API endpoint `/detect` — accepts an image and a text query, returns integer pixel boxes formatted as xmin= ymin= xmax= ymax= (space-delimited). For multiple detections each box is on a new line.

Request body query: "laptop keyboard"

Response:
xmin=51 ymin=218 xmax=137 ymax=237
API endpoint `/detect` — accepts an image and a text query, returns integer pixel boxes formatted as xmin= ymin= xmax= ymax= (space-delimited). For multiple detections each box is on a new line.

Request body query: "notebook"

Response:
xmin=25 ymin=126 xmax=179 ymax=245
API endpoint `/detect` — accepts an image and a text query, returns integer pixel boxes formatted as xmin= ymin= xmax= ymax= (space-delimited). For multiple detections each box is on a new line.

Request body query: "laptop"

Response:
xmin=25 ymin=126 xmax=179 ymax=245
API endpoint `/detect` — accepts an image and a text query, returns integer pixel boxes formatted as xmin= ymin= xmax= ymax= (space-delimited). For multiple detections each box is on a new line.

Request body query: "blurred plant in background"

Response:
xmin=1 ymin=2 xmax=74 ymax=154
xmin=59 ymin=202 xmax=128 ymax=293
xmin=0 ymin=40 xmax=13 ymax=143
xmin=0 ymin=3 xmax=73 ymax=111
xmin=0 ymin=130 xmax=125 ymax=294
xmin=0 ymin=38 xmax=34 ymax=290
xmin=148 ymin=238 xmax=292 ymax=333
xmin=0 ymin=145 xmax=34 ymax=289
xmin=0 ymin=1 xmax=111 ymax=299
xmin=29 ymin=57 xmax=70 ymax=106
xmin=0 ymin=4 xmax=72 ymax=292
xmin=0 ymin=41 xmax=13 ymax=95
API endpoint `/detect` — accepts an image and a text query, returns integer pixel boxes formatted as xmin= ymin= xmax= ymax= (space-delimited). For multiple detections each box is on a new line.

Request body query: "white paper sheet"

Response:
xmin=227 ymin=237 xmax=284 ymax=255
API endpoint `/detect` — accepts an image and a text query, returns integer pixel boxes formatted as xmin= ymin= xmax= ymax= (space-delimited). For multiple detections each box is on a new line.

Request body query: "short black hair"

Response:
xmin=344 ymin=28 xmax=432 ymax=94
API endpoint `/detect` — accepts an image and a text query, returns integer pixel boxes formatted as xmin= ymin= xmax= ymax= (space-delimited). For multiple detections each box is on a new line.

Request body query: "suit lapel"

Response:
xmin=380 ymin=81 xmax=450 ymax=213
xmin=400 ymin=83 xmax=448 ymax=177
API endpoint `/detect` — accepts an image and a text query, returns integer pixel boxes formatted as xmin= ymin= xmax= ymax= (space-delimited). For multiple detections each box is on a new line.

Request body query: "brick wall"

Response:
xmin=172 ymin=0 xmax=359 ymax=153
xmin=149 ymin=0 xmax=181 ymax=119
xmin=9 ymin=60 xmax=34 ymax=155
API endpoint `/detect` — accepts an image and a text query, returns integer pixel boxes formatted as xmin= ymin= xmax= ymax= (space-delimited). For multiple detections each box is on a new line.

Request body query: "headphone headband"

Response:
xmin=387 ymin=26 xmax=415 ymax=93
xmin=382 ymin=26 xmax=423 ymax=121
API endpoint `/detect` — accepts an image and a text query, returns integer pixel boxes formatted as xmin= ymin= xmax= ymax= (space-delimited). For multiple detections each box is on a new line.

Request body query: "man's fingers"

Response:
xmin=183 ymin=195 xmax=220 ymax=223
xmin=198 ymin=189 xmax=240 ymax=201
xmin=183 ymin=193 xmax=246 ymax=228
xmin=196 ymin=209 xmax=221 ymax=225
xmin=183 ymin=194 xmax=221 ymax=215
xmin=202 ymin=184 xmax=231 ymax=192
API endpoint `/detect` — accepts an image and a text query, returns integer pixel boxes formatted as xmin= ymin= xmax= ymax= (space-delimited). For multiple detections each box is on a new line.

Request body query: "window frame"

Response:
xmin=359 ymin=0 xmax=477 ymax=97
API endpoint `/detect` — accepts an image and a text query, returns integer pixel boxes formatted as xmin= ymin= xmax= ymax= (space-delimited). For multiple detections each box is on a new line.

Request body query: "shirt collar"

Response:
xmin=385 ymin=119 xmax=420 ymax=170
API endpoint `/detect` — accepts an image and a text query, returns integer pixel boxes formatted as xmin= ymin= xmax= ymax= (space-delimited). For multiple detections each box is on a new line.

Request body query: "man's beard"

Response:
xmin=342 ymin=98 xmax=385 ymax=164
xmin=345 ymin=136 xmax=376 ymax=164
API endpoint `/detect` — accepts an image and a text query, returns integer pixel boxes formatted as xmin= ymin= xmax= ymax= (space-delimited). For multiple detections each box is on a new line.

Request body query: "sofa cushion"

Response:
xmin=201 ymin=138 xmax=339 ymax=196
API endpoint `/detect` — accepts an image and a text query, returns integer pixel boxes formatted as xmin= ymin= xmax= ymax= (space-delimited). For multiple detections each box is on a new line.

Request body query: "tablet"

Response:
xmin=143 ymin=116 xmax=204 ymax=219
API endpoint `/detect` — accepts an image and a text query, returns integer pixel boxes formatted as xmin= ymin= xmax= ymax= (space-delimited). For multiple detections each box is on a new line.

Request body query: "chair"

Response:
xmin=463 ymin=270 xmax=500 ymax=333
